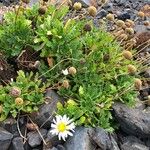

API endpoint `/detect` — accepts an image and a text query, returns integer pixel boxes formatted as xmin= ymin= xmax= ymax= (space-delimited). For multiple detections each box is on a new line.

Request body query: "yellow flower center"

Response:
xmin=57 ymin=122 xmax=66 ymax=132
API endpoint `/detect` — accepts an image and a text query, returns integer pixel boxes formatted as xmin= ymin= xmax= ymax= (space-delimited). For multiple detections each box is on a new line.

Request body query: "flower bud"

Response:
xmin=73 ymin=2 xmax=82 ymax=10
xmin=88 ymin=6 xmax=97 ymax=17
xmin=68 ymin=67 xmax=77 ymax=75
xmin=122 ymin=50 xmax=133 ymax=60
xmin=106 ymin=13 xmax=114 ymax=21
xmin=134 ymin=78 xmax=142 ymax=90
xmin=62 ymin=80 xmax=70 ymax=89
xmin=127 ymin=65 xmax=137 ymax=74
xmin=15 ymin=98 xmax=24 ymax=105
xmin=10 ymin=87 xmax=21 ymax=97
xmin=126 ymin=19 xmax=135 ymax=27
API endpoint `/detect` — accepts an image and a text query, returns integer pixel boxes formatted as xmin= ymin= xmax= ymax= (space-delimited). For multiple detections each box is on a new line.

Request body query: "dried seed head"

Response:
xmin=83 ymin=23 xmax=92 ymax=31
xmin=134 ymin=78 xmax=142 ymax=90
xmin=116 ymin=20 xmax=125 ymax=27
xmin=106 ymin=13 xmax=114 ymax=21
xmin=0 ymin=105 xmax=3 ymax=114
xmin=126 ymin=19 xmax=135 ymax=27
xmin=10 ymin=87 xmax=21 ymax=97
xmin=26 ymin=123 xmax=38 ymax=131
xmin=125 ymin=27 xmax=134 ymax=35
xmin=43 ymin=0 xmax=48 ymax=2
xmin=38 ymin=6 xmax=46 ymax=15
xmin=137 ymin=11 xmax=145 ymax=18
xmin=15 ymin=98 xmax=24 ymax=105
xmin=73 ymin=2 xmax=82 ymax=10
xmin=143 ymin=21 xmax=150 ymax=26
xmin=62 ymin=80 xmax=70 ymax=89
xmin=88 ymin=6 xmax=97 ymax=17
xmin=68 ymin=67 xmax=77 ymax=75
xmin=127 ymin=65 xmax=137 ymax=74
xmin=22 ymin=0 xmax=30 ymax=4
xmin=122 ymin=50 xmax=133 ymax=60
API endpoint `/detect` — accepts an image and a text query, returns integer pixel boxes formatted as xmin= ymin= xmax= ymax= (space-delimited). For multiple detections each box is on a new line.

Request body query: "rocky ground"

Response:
xmin=0 ymin=0 xmax=150 ymax=150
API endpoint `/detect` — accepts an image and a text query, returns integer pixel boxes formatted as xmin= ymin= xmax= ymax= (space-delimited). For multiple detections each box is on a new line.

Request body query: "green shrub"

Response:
xmin=0 ymin=4 xmax=139 ymax=131
xmin=0 ymin=70 xmax=45 ymax=121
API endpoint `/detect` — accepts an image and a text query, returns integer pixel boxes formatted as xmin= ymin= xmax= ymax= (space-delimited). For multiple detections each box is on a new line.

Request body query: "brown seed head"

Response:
xmin=125 ymin=28 xmax=134 ymax=35
xmin=125 ymin=19 xmax=135 ymax=27
xmin=134 ymin=78 xmax=142 ymax=90
xmin=15 ymin=98 xmax=24 ymax=105
xmin=137 ymin=11 xmax=145 ymax=18
xmin=10 ymin=87 xmax=21 ymax=97
xmin=83 ymin=23 xmax=92 ymax=31
xmin=106 ymin=13 xmax=114 ymax=21
xmin=122 ymin=50 xmax=133 ymax=60
xmin=68 ymin=67 xmax=77 ymax=75
xmin=143 ymin=21 xmax=150 ymax=26
xmin=62 ymin=80 xmax=70 ymax=89
xmin=38 ymin=6 xmax=46 ymax=15
xmin=127 ymin=65 xmax=137 ymax=74
xmin=73 ymin=2 xmax=82 ymax=10
xmin=88 ymin=6 xmax=97 ymax=17
xmin=116 ymin=20 xmax=125 ymax=27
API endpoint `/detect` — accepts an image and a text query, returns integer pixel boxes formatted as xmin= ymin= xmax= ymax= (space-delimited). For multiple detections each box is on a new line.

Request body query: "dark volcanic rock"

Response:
xmin=112 ymin=102 xmax=150 ymax=137
xmin=64 ymin=127 xmax=96 ymax=150
xmin=27 ymin=129 xmax=47 ymax=148
xmin=121 ymin=136 xmax=149 ymax=150
xmin=12 ymin=137 xmax=24 ymax=150
xmin=89 ymin=127 xmax=111 ymax=150
xmin=0 ymin=127 xmax=13 ymax=150
xmin=30 ymin=89 xmax=64 ymax=128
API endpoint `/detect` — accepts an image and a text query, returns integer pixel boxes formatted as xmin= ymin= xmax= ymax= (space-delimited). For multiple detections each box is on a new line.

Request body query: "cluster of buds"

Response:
xmin=88 ymin=6 xmax=97 ymax=17
xmin=134 ymin=78 xmax=142 ymax=91
xmin=15 ymin=97 xmax=24 ymax=105
xmin=122 ymin=50 xmax=133 ymax=60
xmin=10 ymin=87 xmax=21 ymax=97
xmin=73 ymin=2 xmax=82 ymax=11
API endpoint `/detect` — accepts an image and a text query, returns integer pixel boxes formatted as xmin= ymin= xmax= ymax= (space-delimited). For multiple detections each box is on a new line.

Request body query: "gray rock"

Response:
xmin=89 ymin=127 xmax=111 ymax=150
xmin=0 ymin=127 xmax=13 ymax=150
xmin=64 ymin=127 xmax=96 ymax=150
xmin=0 ymin=117 xmax=26 ymax=137
xmin=109 ymin=134 xmax=120 ymax=150
xmin=96 ymin=9 xmax=107 ymax=18
xmin=12 ymin=137 xmax=24 ymax=150
xmin=30 ymin=89 xmax=64 ymax=128
xmin=112 ymin=102 xmax=150 ymax=137
xmin=121 ymin=136 xmax=149 ymax=150
xmin=27 ymin=129 xmax=47 ymax=148
xmin=56 ymin=145 xmax=65 ymax=150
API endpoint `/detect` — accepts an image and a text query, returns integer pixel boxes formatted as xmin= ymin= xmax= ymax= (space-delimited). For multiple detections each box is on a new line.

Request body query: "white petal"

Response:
xmin=51 ymin=123 xmax=57 ymax=128
xmin=62 ymin=69 xmax=69 ymax=75
xmin=50 ymin=129 xmax=59 ymax=135
xmin=66 ymin=131 xmax=73 ymax=136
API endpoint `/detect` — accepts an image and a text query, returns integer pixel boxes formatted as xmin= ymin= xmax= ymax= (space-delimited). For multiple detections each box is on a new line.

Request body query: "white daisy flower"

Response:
xmin=50 ymin=115 xmax=75 ymax=141
xmin=62 ymin=69 xmax=69 ymax=76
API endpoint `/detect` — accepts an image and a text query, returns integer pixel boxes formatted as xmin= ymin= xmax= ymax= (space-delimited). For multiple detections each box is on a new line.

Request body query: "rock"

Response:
xmin=0 ymin=127 xmax=13 ymax=150
xmin=30 ymin=89 xmax=64 ymax=128
xmin=112 ymin=102 xmax=150 ymax=137
xmin=27 ymin=129 xmax=47 ymax=148
xmin=109 ymin=134 xmax=120 ymax=150
xmin=102 ymin=2 xmax=113 ymax=12
xmin=0 ymin=117 xmax=26 ymax=137
xmin=12 ymin=137 xmax=24 ymax=150
xmin=56 ymin=145 xmax=65 ymax=150
xmin=89 ymin=127 xmax=111 ymax=150
xmin=117 ymin=12 xmax=131 ymax=21
xmin=121 ymin=136 xmax=149 ymax=150
xmin=64 ymin=127 xmax=96 ymax=150
xmin=96 ymin=9 xmax=107 ymax=18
